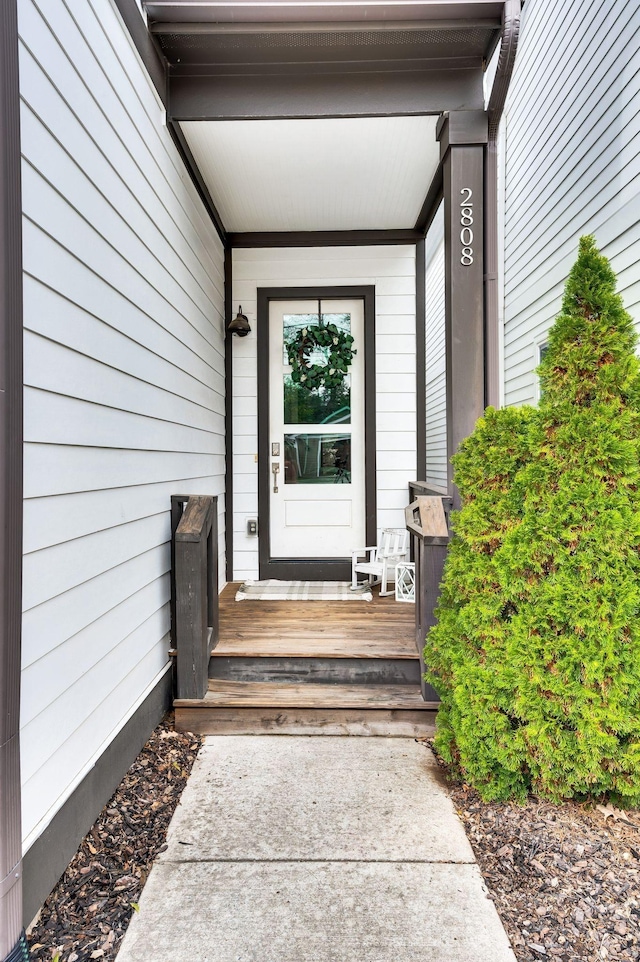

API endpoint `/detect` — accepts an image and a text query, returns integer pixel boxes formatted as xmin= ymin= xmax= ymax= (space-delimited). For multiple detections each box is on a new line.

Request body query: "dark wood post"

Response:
xmin=406 ymin=493 xmax=452 ymax=703
xmin=438 ymin=111 xmax=488 ymax=507
xmin=414 ymin=537 xmax=449 ymax=702
xmin=174 ymin=495 xmax=219 ymax=700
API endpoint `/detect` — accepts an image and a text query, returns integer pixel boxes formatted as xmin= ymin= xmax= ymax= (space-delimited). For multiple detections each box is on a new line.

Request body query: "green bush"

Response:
xmin=425 ymin=236 xmax=640 ymax=804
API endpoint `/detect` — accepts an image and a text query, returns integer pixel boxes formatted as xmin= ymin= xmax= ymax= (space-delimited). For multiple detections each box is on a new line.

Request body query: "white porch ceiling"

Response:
xmin=180 ymin=116 xmax=440 ymax=232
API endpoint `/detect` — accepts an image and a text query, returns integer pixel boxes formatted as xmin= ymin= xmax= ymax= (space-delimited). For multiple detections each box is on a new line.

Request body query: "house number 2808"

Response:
xmin=460 ymin=187 xmax=474 ymax=265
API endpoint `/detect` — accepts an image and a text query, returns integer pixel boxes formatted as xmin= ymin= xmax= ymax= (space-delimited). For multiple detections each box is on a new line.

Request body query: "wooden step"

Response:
xmin=202 ymin=679 xmax=432 ymax=708
xmin=174 ymin=681 xmax=437 ymax=737
xmin=212 ymin=633 xmax=417 ymax=659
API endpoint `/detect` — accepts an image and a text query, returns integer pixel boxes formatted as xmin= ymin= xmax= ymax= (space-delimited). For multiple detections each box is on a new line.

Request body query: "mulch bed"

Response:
xmin=27 ymin=713 xmax=202 ymax=962
xmin=430 ymin=744 xmax=640 ymax=961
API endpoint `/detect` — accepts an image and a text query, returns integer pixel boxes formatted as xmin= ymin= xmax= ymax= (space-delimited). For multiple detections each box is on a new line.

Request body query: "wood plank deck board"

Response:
xmin=175 ymin=680 xmax=433 ymax=710
xmin=215 ymin=583 xmax=416 ymax=659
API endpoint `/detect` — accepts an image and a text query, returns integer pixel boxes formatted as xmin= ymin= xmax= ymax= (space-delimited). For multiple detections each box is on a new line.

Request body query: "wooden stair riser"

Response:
xmin=175 ymin=706 xmax=437 ymax=737
xmin=209 ymin=655 xmax=421 ymax=686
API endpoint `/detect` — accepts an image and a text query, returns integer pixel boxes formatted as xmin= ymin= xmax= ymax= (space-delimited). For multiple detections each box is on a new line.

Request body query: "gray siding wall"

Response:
xmin=424 ymin=204 xmax=446 ymax=488
xmin=503 ymin=0 xmax=640 ymax=406
xmin=19 ymin=0 xmax=225 ymax=850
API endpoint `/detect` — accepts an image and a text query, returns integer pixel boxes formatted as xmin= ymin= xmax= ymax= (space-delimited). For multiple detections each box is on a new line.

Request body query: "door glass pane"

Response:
xmin=283 ymin=313 xmax=352 ymax=424
xmin=284 ymin=433 xmax=351 ymax=484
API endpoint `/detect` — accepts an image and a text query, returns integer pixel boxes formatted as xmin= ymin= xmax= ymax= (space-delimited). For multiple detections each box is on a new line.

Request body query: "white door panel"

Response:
xmin=269 ymin=299 xmax=366 ymax=559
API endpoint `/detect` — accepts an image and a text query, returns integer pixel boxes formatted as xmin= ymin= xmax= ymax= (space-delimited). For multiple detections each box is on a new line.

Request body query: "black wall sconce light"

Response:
xmin=228 ymin=305 xmax=251 ymax=337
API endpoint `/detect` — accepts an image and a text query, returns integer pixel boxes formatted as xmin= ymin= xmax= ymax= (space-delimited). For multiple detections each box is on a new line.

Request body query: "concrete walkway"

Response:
xmin=116 ymin=737 xmax=516 ymax=962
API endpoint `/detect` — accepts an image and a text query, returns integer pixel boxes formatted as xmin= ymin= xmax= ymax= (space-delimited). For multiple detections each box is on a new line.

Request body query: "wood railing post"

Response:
xmin=405 ymin=492 xmax=452 ymax=702
xmin=173 ymin=495 xmax=218 ymax=700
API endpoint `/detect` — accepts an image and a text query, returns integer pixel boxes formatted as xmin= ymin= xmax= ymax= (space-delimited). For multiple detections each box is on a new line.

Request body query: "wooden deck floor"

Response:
xmin=174 ymin=583 xmax=434 ymax=736
xmin=213 ymin=582 xmax=416 ymax=659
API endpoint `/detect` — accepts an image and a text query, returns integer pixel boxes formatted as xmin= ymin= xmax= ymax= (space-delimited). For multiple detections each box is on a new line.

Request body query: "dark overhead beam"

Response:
xmin=169 ymin=69 xmax=483 ymax=121
xmin=144 ymin=1 xmax=505 ymax=24
xmin=150 ymin=18 xmax=501 ymax=33
xmin=229 ymin=230 xmax=423 ymax=248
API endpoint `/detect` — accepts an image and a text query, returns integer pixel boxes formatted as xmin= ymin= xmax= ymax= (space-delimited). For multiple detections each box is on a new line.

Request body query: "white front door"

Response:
xmin=268 ymin=298 xmax=366 ymax=560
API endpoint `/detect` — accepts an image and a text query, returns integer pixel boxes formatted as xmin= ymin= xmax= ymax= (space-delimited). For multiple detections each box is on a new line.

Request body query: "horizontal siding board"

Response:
xmin=376 ymin=334 xmax=416 ymax=355
xmin=376 ymin=353 xmax=415 ymax=374
xmin=25 ymin=389 xmax=224 ymax=455
xmin=376 ymin=392 xmax=416 ymax=413
xmin=376 ymin=431 xmax=416 ymax=451
xmin=376 ymin=411 xmax=413 ymax=431
xmin=234 ymin=493 xmax=258 ymax=513
xmin=372 ymin=315 xmax=416 ymax=336
xmin=23 ymin=479 xmax=224 ymax=554
xmin=377 ymin=470 xmax=416 ymax=490
xmin=24 ymin=445 xmax=224 ymax=497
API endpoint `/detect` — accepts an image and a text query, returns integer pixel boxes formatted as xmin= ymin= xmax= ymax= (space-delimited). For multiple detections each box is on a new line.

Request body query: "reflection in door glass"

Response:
xmin=284 ymin=375 xmax=351 ymax=425
xmin=283 ymin=313 xmax=352 ymax=425
xmin=284 ymin=434 xmax=351 ymax=484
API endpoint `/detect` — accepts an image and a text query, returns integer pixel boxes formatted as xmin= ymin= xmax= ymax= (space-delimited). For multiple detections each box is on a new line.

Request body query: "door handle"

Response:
xmin=272 ymin=462 xmax=280 ymax=493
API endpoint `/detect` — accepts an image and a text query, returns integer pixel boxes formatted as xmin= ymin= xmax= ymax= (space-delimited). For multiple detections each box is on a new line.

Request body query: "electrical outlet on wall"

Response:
xmin=247 ymin=519 xmax=258 ymax=536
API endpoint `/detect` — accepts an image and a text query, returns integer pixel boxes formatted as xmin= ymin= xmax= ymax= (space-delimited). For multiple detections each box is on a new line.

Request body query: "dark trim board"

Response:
xmin=415 ymin=237 xmax=426 ymax=481
xmin=0 ymin=0 xmax=25 ymax=955
xmin=414 ymin=160 xmax=444 ymax=234
xmin=256 ymin=286 xmax=376 ymax=581
xmin=167 ymin=121 xmax=227 ymax=247
xmin=22 ymin=668 xmax=172 ymax=926
xmin=224 ymin=250 xmax=233 ymax=582
xmin=112 ymin=0 xmax=167 ymax=104
xmin=230 ymin=229 xmax=422 ymax=248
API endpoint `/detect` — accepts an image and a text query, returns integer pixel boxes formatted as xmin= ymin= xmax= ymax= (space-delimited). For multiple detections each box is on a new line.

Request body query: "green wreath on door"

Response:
xmin=286 ymin=323 xmax=356 ymax=391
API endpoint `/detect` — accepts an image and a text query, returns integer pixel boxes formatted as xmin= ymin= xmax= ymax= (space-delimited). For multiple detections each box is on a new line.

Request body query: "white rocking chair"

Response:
xmin=351 ymin=528 xmax=410 ymax=597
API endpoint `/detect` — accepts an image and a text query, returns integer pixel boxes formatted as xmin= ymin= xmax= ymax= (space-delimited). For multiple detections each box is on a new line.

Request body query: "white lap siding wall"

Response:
xmin=19 ymin=0 xmax=225 ymax=851
xmin=231 ymin=245 xmax=417 ymax=581
xmin=502 ymin=0 xmax=640 ymax=405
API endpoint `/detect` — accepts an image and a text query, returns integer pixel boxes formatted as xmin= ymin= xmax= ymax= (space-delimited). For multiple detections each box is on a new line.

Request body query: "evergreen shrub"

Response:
xmin=425 ymin=236 xmax=640 ymax=804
